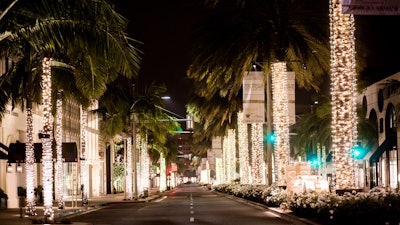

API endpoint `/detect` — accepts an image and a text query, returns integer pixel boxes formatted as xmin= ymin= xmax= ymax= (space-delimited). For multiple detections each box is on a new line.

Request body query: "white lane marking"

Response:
xmin=190 ymin=217 xmax=194 ymax=222
xmin=190 ymin=211 xmax=194 ymax=214
xmin=154 ymin=196 xmax=167 ymax=202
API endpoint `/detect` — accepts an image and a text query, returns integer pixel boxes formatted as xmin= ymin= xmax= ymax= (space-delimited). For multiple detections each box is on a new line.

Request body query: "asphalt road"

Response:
xmin=69 ymin=184 xmax=300 ymax=225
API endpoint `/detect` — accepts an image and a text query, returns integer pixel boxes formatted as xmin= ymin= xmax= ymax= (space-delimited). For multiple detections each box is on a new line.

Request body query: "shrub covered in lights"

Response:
xmin=213 ymin=184 xmax=286 ymax=207
xmin=213 ymin=184 xmax=400 ymax=225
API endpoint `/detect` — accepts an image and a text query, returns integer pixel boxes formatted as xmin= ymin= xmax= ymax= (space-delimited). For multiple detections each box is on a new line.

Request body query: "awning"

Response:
xmin=369 ymin=139 xmax=396 ymax=163
xmin=0 ymin=142 xmax=8 ymax=160
xmin=8 ymin=142 xmax=78 ymax=163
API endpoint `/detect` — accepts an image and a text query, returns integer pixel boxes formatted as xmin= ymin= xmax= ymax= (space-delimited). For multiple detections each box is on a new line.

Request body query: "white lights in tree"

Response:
xmin=140 ymin=134 xmax=149 ymax=194
xmin=159 ymin=153 xmax=167 ymax=192
xmin=126 ymin=137 xmax=133 ymax=199
xmin=25 ymin=108 xmax=36 ymax=216
xmin=228 ymin=129 xmax=236 ymax=182
xmin=80 ymin=107 xmax=88 ymax=205
xmin=222 ymin=134 xmax=228 ymax=183
xmin=42 ymin=57 xmax=54 ymax=217
xmin=238 ymin=112 xmax=249 ymax=184
xmin=330 ymin=0 xmax=357 ymax=190
xmin=56 ymin=90 xmax=64 ymax=209
xmin=215 ymin=157 xmax=223 ymax=185
xmin=271 ymin=62 xmax=290 ymax=186
xmin=223 ymin=129 xmax=236 ymax=183
xmin=136 ymin=133 xmax=142 ymax=194
xmin=251 ymin=123 xmax=265 ymax=184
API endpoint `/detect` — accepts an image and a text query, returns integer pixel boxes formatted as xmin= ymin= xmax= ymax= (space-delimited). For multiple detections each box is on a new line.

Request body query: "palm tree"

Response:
xmin=188 ymin=0 xmax=330 ymax=185
xmin=0 ymin=0 xmax=141 ymax=215
xmin=292 ymin=95 xmax=332 ymax=159
xmin=329 ymin=0 xmax=358 ymax=190
xmin=97 ymin=80 xmax=180 ymax=195
xmin=0 ymin=38 xmax=43 ymax=215
xmin=293 ymin=94 xmax=378 ymax=188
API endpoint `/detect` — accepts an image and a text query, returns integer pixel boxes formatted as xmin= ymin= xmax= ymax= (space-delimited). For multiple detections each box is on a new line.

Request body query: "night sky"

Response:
xmin=113 ymin=0 xmax=400 ymax=116
xmin=114 ymin=0 xmax=208 ymax=117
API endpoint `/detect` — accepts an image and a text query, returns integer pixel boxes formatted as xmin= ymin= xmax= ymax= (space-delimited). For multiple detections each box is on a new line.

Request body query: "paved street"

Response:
xmin=68 ymin=184 xmax=318 ymax=225
xmin=0 ymin=184 xmax=320 ymax=225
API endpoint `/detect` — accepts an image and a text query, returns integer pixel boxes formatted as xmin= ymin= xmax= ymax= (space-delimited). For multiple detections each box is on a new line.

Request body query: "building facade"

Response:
xmin=0 ymin=57 xmax=107 ymax=208
xmin=359 ymin=72 xmax=400 ymax=190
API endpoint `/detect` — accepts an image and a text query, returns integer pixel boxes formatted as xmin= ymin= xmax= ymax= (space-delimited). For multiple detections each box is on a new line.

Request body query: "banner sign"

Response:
xmin=242 ymin=71 xmax=265 ymax=123
xmin=342 ymin=0 xmax=400 ymax=15
xmin=287 ymin=72 xmax=296 ymax=125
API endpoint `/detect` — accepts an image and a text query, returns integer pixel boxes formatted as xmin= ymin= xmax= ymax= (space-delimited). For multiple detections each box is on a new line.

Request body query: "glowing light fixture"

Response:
xmin=6 ymin=163 xmax=12 ymax=173
xmin=16 ymin=163 xmax=22 ymax=173
xmin=329 ymin=0 xmax=357 ymax=189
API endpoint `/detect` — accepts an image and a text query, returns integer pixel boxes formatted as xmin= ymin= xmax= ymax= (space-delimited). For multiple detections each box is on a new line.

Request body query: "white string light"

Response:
xmin=330 ymin=0 xmax=357 ymax=189
xmin=126 ymin=137 xmax=133 ymax=199
xmin=159 ymin=153 xmax=167 ymax=192
xmin=56 ymin=90 xmax=64 ymax=209
xmin=80 ymin=107 xmax=88 ymax=205
xmin=272 ymin=62 xmax=290 ymax=186
xmin=42 ymin=57 xmax=54 ymax=218
xmin=228 ymin=129 xmax=236 ymax=182
xmin=25 ymin=107 xmax=36 ymax=215
xmin=136 ymin=133 xmax=142 ymax=194
xmin=140 ymin=134 xmax=149 ymax=194
xmin=238 ymin=112 xmax=249 ymax=184
xmin=251 ymin=123 xmax=265 ymax=184
xmin=222 ymin=134 xmax=228 ymax=183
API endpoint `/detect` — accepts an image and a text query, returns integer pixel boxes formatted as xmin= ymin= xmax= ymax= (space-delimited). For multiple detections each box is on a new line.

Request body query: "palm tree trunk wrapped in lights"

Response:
xmin=329 ymin=0 xmax=357 ymax=190
xmin=140 ymin=133 xmax=149 ymax=195
xmin=271 ymin=62 xmax=290 ymax=186
xmin=80 ymin=107 xmax=88 ymax=205
xmin=159 ymin=153 xmax=167 ymax=192
xmin=42 ymin=57 xmax=54 ymax=217
xmin=223 ymin=129 xmax=236 ymax=183
xmin=25 ymin=107 xmax=36 ymax=215
xmin=126 ymin=137 xmax=133 ymax=199
xmin=56 ymin=90 xmax=64 ymax=209
xmin=251 ymin=123 xmax=265 ymax=184
xmin=237 ymin=112 xmax=249 ymax=184
xmin=135 ymin=133 xmax=142 ymax=194
xmin=228 ymin=129 xmax=236 ymax=182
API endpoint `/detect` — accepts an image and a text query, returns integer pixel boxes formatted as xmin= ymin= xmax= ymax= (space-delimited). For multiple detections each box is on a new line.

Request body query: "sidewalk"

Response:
xmin=0 ymin=188 xmax=161 ymax=225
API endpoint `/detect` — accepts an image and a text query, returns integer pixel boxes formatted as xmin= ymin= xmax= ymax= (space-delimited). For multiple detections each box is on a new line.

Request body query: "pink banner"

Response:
xmin=342 ymin=0 xmax=400 ymax=15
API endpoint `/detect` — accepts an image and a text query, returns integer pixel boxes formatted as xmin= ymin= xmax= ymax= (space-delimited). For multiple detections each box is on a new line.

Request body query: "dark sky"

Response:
xmin=114 ymin=0 xmax=209 ymax=118
xmin=114 ymin=1 xmax=400 ymax=116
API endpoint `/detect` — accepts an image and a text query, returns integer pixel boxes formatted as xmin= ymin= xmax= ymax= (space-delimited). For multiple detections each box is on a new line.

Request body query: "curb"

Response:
xmin=54 ymin=194 xmax=162 ymax=220
xmin=212 ymin=190 xmax=321 ymax=225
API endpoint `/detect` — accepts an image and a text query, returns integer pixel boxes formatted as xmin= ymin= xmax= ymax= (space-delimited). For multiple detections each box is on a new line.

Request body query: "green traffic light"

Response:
xmin=265 ymin=132 xmax=276 ymax=143
xmin=352 ymin=142 xmax=365 ymax=159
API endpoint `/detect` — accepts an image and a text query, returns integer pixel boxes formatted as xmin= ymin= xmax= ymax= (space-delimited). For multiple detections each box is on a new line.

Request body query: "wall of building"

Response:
xmin=359 ymin=72 xmax=400 ymax=189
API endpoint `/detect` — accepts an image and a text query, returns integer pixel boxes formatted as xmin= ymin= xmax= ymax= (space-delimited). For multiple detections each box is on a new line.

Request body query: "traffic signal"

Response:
xmin=265 ymin=131 xmax=276 ymax=143
xmin=352 ymin=142 xmax=366 ymax=159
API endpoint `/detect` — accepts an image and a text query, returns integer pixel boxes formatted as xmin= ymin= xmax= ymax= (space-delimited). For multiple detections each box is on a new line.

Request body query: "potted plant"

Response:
xmin=17 ymin=186 xmax=26 ymax=207
xmin=0 ymin=188 xmax=8 ymax=208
